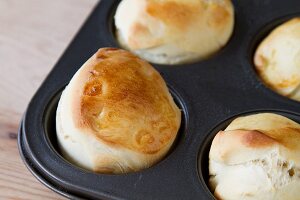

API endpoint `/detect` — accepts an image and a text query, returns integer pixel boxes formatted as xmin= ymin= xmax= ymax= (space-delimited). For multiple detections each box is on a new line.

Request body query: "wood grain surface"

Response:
xmin=0 ymin=0 xmax=98 ymax=199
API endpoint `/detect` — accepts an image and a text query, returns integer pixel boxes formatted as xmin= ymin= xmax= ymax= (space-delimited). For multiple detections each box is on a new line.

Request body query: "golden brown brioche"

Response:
xmin=56 ymin=48 xmax=181 ymax=173
xmin=114 ymin=0 xmax=234 ymax=64
xmin=254 ymin=18 xmax=300 ymax=101
xmin=209 ymin=113 xmax=300 ymax=200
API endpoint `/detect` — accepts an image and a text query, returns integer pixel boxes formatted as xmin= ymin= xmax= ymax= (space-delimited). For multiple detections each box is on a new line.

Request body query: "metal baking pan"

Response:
xmin=18 ymin=0 xmax=300 ymax=199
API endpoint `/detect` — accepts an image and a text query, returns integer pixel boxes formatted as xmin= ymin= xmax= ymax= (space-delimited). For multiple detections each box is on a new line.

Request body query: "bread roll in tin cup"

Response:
xmin=209 ymin=113 xmax=300 ymax=200
xmin=56 ymin=48 xmax=181 ymax=174
xmin=114 ymin=0 xmax=234 ymax=64
xmin=254 ymin=18 xmax=300 ymax=101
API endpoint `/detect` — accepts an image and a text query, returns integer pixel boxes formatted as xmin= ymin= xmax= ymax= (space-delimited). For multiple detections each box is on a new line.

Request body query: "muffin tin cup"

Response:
xmin=18 ymin=0 xmax=300 ymax=199
xmin=197 ymin=110 xmax=300 ymax=199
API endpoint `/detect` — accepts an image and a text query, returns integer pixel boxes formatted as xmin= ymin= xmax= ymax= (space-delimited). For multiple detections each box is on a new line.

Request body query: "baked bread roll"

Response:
xmin=56 ymin=48 xmax=181 ymax=173
xmin=254 ymin=18 xmax=300 ymax=101
xmin=114 ymin=0 xmax=234 ymax=64
xmin=209 ymin=113 xmax=300 ymax=200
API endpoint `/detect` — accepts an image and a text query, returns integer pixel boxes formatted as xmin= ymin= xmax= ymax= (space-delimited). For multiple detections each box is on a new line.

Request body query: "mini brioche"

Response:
xmin=114 ymin=0 xmax=234 ymax=64
xmin=56 ymin=48 xmax=181 ymax=174
xmin=254 ymin=18 xmax=300 ymax=101
xmin=209 ymin=113 xmax=300 ymax=200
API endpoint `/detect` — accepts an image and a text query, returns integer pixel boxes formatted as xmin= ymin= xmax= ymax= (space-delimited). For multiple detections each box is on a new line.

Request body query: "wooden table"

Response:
xmin=0 ymin=0 xmax=98 ymax=199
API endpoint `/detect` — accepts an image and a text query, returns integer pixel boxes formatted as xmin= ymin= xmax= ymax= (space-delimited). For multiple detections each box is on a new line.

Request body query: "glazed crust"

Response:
xmin=71 ymin=48 xmax=181 ymax=154
xmin=56 ymin=48 xmax=181 ymax=173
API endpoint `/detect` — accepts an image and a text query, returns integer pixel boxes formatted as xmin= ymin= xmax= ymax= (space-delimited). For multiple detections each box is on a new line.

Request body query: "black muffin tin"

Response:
xmin=18 ymin=0 xmax=300 ymax=199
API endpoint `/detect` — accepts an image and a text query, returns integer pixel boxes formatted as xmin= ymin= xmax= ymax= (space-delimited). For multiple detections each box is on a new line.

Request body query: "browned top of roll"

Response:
xmin=68 ymin=48 xmax=181 ymax=154
xmin=210 ymin=113 xmax=300 ymax=165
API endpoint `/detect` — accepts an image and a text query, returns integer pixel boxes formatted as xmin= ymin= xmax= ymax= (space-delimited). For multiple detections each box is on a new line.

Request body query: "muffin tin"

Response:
xmin=18 ymin=0 xmax=300 ymax=199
